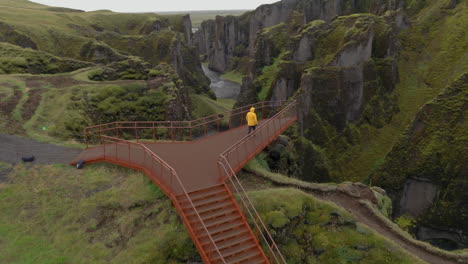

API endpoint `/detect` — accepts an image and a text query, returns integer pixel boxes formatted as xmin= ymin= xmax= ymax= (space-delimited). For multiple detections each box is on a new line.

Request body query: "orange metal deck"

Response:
xmin=72 ymin=101 xmax=297 ymax=263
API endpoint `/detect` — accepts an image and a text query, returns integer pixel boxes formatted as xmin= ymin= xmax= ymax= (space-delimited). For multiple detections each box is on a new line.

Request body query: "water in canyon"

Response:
xmin=202 ymin=64 xmax=240 ymax=99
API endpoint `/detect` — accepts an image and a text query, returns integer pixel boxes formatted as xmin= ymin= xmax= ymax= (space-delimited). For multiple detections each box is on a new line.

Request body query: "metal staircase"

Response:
xmin=72 ymin=100 xmax=297 ymax=264
xmin=177 ymin=184 xmax=268 ymax=263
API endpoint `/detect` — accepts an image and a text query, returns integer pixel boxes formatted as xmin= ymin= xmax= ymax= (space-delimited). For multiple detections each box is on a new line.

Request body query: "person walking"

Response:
xmin=246 ymin=107 xmax=258 ymax=134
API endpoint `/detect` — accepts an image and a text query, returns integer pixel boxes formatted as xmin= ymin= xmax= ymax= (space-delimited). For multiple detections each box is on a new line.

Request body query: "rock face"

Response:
xmin=0 ymin=22 xmax=37 ymax=49
xmin=219 ymin=4 xmax=409 ymax=185
xmin=193 ymin=0 xmax=402 ymax=73
xmin=372 ymin=74 xmax=468 ymax=249
xmin=79 ymin=41 xmax=126 ymax=64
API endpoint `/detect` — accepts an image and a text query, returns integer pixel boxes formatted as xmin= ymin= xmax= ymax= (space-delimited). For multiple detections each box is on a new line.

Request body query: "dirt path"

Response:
xmin=0 ymin=133 xmax=81 ymax=164
xmin=243 ymin=171 xmax=468 ymax=264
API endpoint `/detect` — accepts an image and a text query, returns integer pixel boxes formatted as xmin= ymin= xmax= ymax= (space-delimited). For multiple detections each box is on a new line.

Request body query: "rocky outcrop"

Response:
xmin=169 ymin=37 xmax=210 ymax=94
xmin=182 ymin=15 xmax=193 ymax=45
xmin=296 ymin=14 xmax=400 ymax=131
xmin=371 ymin=74 xmax=468 ymax=249
xmin=0 ymin=22 xmax=37 ymax=49
xmin=194 ymin=15 xmax=250 ymax=72
xmin=79 ymin=41 xmax=126 ymax=64
xmin=194 ymin=0 xmax=402 ymax=73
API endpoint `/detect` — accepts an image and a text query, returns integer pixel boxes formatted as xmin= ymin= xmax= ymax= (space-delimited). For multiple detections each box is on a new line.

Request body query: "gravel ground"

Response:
xmin=0 ymin=133 xmax=81 ymax=164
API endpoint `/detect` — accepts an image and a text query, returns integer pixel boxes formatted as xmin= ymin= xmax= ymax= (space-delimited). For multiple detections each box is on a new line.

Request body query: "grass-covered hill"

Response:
xmin=0 ymin=0 xmax=209 ymax=92
xmin=0 ymin=0 xmax=220 ymax=141
xmin=0 ymin=161 xmax=424 ymax=264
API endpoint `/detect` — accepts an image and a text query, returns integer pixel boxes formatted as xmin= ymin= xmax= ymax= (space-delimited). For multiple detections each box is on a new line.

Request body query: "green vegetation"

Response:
xmin=0 ymin=43 xmax=92 ymax=74
xmin=220 ymin=70 xmax=243 ymax=85
xmin=256 ymin=55 xmax=283 ymax=101
xmin=343 ymin=0 xmax=468 ymax=181
xmin=0 ymin=163 xmax=199 ymax=263
xmin=395 ymin=215 xmax=417 ymax=232
xmin=0 ymin=162 xmax=423 ymax=264
xmin=190 ymin=94 xmax=235 ymax=119
xmin=372 ymin=73 xmax=468 ymax=234
xmin=249 ymin=188 xmax=423 ymax=264
xmin=65 ymin=83 xmax=167 ymax=138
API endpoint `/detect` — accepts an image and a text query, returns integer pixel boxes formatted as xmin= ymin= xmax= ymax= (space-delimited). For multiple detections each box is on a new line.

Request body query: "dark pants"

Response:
xmin=248 ymin=126 xmax=256 ymax=134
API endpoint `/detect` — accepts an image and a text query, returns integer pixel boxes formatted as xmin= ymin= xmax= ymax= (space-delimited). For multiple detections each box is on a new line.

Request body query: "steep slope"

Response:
xmin=371 ymin=74 xmax=467 ymax=250
xmin=192 ymin=0 xmax=468 ymax=250
xmin=194 ymin=0 xmax=404 ymax=72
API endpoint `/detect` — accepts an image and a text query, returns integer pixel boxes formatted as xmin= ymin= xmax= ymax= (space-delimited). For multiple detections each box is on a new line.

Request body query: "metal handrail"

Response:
xmin=218 ymin=158 xmax=287 ymax=264
xmin=81 ymin=99 xmax=297 ymax=263
xmin=220 ymin=100 xmax=297 ymax=159
xmin=216 ymin=100 xmax=297 ymax=263
xmin=84 ymin=100 xmax=288 ymax=147
xmin=100 ymin=135 xmax=227 ymax=264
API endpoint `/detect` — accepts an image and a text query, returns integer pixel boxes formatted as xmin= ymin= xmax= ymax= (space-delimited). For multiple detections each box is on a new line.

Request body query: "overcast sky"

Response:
xmin=30 ymin=0 xmax=279 ymax=12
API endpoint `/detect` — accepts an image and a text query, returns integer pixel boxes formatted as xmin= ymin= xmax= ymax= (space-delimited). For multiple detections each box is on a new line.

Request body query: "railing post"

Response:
xmin=134 ymin=123 xmax=138 ymax=142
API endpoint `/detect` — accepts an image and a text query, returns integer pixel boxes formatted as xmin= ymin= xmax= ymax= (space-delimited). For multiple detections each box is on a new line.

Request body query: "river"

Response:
xmin=202 ymin=64 xmax=240 ymax=99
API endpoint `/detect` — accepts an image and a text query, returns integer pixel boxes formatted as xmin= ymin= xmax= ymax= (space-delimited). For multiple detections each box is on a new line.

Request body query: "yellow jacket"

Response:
xmin=246 ymin=107 xmax=258 ymax=126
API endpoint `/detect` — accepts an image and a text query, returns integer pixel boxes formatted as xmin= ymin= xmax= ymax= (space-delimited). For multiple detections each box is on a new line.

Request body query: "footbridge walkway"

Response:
xmin=72 ymin=100 xmax=298 ymax=264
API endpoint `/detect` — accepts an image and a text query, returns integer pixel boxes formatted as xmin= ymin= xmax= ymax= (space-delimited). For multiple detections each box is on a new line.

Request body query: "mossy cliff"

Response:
xmin=371 ymin=74 xmax=468 ymax=250
xmin=193 ymin=0 xmax=402 ymax=73
xmin=206 ymin=0 xmax=468 ymax=250
xmin=238 ymin=10 xmax=404 ymax=183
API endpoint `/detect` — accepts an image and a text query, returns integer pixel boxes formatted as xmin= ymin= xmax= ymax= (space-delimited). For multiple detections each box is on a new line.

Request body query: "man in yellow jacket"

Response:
xmin=246 ymin=107 xmax=258 ymax=134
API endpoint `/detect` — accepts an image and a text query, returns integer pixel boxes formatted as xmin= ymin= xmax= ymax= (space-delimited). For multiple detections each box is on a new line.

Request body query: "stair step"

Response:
xmin=225 ymin=248 xmax=262 ymax=264
xmin=198 ymin=221 xmax=246 ymax=242
xmin=184 ymin=184 xmax=226 ymax=200
xmin=212 ymin=243 xmax=258 ymax=263
xmin=195 ymin=212 xmax=241 ymax=231
xmin=238 ymin=255 xmax=267 ymax=264
xmin=194 ymin=213 xmax=241 ymax=233
xmin=201 ymin=228 xmax=250 ymax=247
xmin=184 ymin=199 xmax=233 ymax=216
xmin=205 ymin=233 xmax=254 ymax=253
xmin=180 ymin=192 xmax=230 ymax=209
xmin=188 ymin=207 xmax=238 ymax=223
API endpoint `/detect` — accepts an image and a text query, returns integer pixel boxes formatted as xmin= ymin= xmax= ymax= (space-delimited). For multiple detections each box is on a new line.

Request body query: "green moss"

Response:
xmin=190 ymin=94 xmax=235 ymax=119
xmin=395 ymin=215 xmax=417 ymax=232
xmin=267 ymin=211 xmax=290 ymax=228
xmin=0 ymin=43 xmax=92 ymax=74
xmin=221 ymin=70 xmax=244 ymax=85
xmin=322 ymin=1 xmax=468 ymax=182
xmin=247 ymin=188 xmax=423 ymax=263
xmin=0 ymin=163 xmax=199 ymax=263
xmin=372 ymin=73 xmax=467 ymax=232
xmin=256 ymin=54 xmax=285 ymax=101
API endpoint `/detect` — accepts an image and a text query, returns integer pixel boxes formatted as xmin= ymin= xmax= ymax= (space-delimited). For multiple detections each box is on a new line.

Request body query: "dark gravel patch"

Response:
xmin=0 ymin=168 xmax=12 ymax=183
xmin=22 ymin=89 xmax=46 ymax=121
xmin=0 ymin=89 xmax=22 ymax=117
xmin=0 ymin=133 xmax=81 ymax=164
